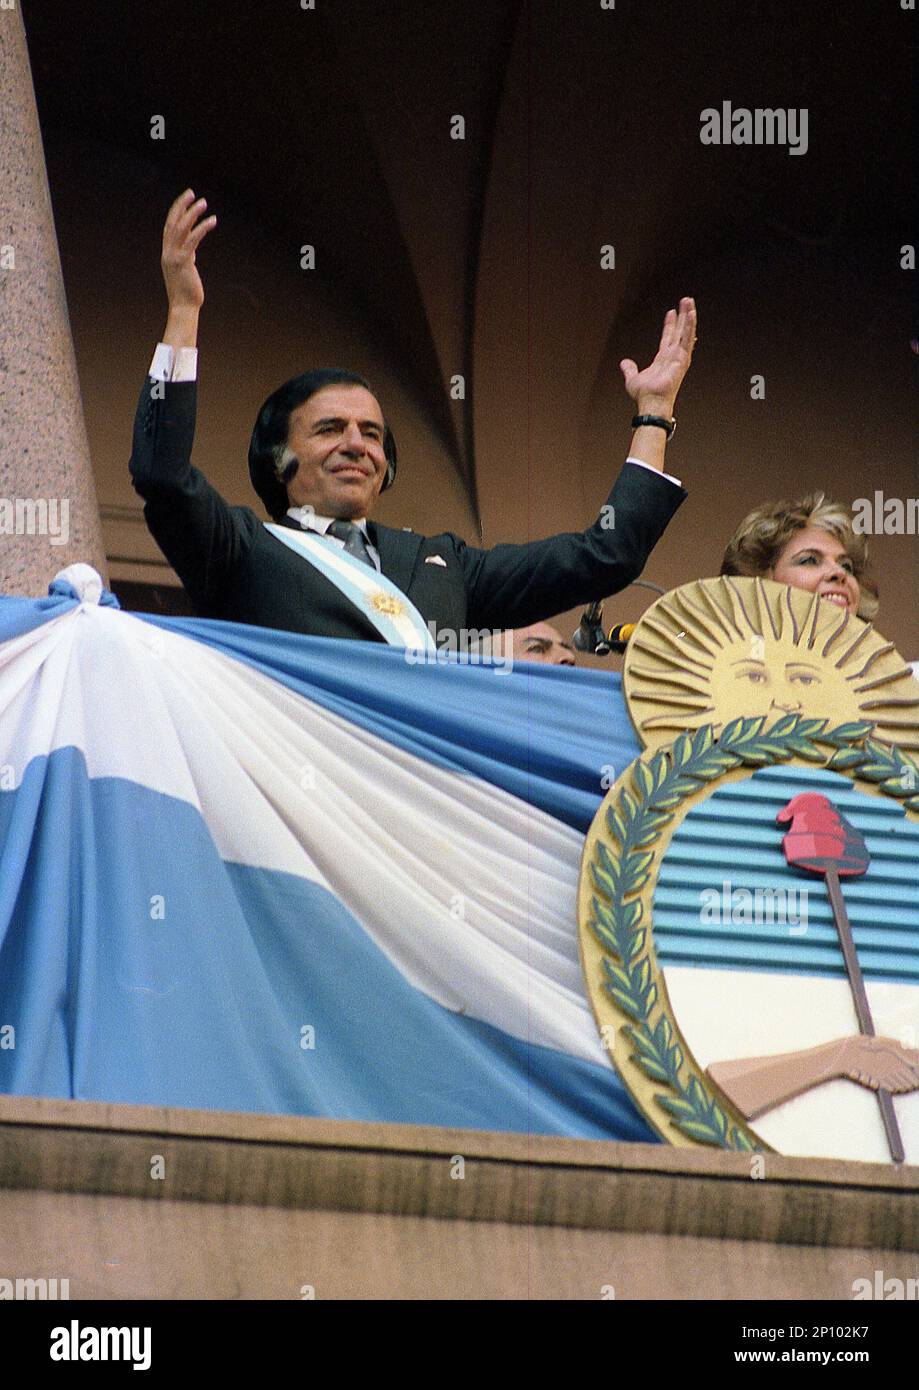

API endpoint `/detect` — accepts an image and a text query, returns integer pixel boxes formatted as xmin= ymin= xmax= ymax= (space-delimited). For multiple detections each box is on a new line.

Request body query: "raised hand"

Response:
xmin=620 ymin=297 xmax=697 ymax=416
xmin=161 ymin=189 xmax=217 ymax=314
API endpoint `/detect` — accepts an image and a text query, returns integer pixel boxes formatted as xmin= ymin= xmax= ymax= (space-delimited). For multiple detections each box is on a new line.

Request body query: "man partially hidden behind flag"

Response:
xmin=129 ymin=191 xmax=696 ymax=648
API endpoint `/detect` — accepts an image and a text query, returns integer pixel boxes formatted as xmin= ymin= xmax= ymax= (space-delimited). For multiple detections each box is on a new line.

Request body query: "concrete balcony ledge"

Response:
xmin=1 ymin=1094 xmax=915 ymax=1251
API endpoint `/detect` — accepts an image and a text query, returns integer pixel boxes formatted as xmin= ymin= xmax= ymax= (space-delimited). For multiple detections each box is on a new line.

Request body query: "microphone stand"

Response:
xmin=572 ymin=581 xmax=664 ymax=657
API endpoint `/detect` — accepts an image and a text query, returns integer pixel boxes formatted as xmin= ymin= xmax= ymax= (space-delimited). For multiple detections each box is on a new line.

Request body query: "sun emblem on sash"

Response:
xmin=370 ymin=591 xmax=406 ymax=617
xmin=578 ymin=577 xmax=919 ymax=1165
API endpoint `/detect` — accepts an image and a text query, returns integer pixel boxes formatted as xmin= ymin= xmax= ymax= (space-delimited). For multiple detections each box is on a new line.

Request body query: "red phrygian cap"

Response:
xmin=776 ymin=792 xmax=870 ymax=878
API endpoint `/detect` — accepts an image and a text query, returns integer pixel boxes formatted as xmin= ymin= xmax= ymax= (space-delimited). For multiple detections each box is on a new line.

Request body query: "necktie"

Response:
xmin=327 ymin=518 xmax=375 ymax=569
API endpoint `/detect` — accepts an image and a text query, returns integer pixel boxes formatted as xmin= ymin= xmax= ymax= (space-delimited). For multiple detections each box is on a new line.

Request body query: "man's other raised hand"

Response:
xmin=161 ymin=190 xmax=217 ymax=349
xmin=620 ymin=297 xmax=697 ymax=418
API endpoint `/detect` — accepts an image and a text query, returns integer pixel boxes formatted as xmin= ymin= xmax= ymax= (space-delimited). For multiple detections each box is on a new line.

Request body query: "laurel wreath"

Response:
xmin=589 ymin=714 xmax=919 ymax=1149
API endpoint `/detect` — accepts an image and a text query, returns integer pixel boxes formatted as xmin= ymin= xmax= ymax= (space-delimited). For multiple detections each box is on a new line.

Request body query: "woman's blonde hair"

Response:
xmin=720 ymin=492 xmax=879 ymax=621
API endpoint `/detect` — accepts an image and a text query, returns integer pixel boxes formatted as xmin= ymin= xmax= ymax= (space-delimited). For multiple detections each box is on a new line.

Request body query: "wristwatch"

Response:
xmin=631 ymin=414 xmax=676 ymax=441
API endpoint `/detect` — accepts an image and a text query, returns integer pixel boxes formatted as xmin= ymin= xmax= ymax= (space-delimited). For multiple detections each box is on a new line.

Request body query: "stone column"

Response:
xmin=0 ymin=4 xmax=107 ymax=596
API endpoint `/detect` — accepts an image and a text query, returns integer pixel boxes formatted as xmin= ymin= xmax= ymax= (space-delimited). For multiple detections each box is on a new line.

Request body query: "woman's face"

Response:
xmin=769 ymin=525 xmax=861 ymax=615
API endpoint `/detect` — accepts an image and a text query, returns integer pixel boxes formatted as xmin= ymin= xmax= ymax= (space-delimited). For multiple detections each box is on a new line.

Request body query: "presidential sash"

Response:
xmin=264 ymin=522 xmax=436 ymax=651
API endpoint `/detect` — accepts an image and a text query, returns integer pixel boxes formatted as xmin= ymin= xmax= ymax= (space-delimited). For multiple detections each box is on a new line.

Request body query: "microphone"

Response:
xmin=606 ymin=622 xmax=636 ymax=654
xmin=572 ymin=601 xmax=607 ymax=653
xmin=572 ymin=603 xmax=636 ymax=656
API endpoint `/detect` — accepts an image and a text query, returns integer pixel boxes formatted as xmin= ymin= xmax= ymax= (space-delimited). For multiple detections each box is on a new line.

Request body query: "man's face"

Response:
xmin=284 ymin=385 xmax=389 ymax=520
xmin=509 ymin=623 xmax=576 ymax=666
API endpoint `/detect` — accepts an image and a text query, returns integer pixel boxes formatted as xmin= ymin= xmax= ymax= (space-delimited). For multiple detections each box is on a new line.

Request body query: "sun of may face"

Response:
xmin=624 ymin=576 xmax=919 ymax=751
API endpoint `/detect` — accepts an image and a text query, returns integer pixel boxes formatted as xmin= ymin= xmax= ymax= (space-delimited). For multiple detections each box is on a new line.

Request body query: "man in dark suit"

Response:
xmin=130 ymin=191 xmax=696 ymax=646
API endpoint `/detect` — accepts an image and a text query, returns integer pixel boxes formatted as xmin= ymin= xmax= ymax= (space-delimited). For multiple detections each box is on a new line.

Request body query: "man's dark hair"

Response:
xmin=248 ymin=368 xmax=398 ymax=519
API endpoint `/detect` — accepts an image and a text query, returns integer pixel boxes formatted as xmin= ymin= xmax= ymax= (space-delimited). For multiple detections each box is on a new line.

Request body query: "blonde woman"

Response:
xmin=720 ymin=492 xmax=879 ymax=620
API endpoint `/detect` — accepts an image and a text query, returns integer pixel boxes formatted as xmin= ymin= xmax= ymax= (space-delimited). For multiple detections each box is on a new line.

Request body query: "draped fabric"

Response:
xmin=0 ymin=587 xmax=655 ymax=1140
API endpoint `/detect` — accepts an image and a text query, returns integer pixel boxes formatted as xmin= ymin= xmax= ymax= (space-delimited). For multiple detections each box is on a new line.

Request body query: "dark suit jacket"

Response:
xmin=129 ymin=377 xmax=686 ymax=642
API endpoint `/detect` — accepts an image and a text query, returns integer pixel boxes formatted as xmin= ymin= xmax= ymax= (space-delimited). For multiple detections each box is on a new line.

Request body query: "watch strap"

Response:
xmin=631 ymin=413 xmax=676 ymax=440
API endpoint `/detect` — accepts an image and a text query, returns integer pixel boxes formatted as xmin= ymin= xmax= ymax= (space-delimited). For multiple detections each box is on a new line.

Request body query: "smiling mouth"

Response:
xmin=330 ymin=465 xmax=371 ymax=478
xmin=820 ymin=592 xmax=850 ymax=608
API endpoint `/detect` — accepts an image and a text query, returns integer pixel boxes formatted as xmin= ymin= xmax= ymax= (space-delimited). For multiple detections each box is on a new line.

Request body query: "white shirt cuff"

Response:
xmin=625 ymin=455 xmax=682 ymax=489
xmin=148 ymin=343 xmax=173 ymax=382
xmin=148 ymin=343 xmax=198 ymax=383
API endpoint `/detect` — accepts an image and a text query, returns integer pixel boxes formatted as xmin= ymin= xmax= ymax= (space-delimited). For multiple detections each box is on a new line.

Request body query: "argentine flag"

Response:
xmin=0 ymin=567 xmax=654 ymax=1142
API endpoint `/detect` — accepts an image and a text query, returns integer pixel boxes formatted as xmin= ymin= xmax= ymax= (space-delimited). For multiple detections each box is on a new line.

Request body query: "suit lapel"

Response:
xmin=262 ymin=521 xmax=379 ymax=640
xmin=275 ymin=515 xmax=424 ymax=598
xmin=371 ymin=523 xmax=424 ymax=596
